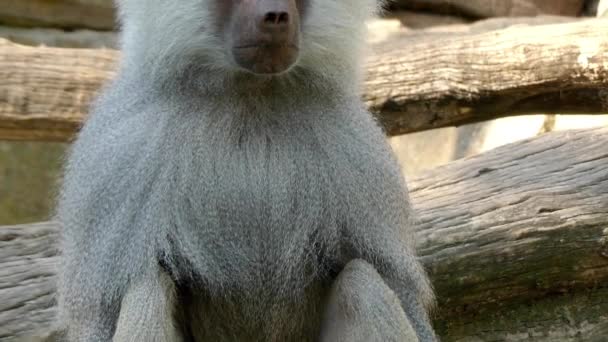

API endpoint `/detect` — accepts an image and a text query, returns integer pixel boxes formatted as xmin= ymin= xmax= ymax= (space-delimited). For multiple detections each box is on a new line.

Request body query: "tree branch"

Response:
xmin=0 ymin=0 xmax=115 ymax=30
xmin=367 ymin=17 xmax=608 ymax=135
xmin=1 ymin=18 xmax=608 ymax=141
xmin=389 ymin=0 xmax=585 ymax=18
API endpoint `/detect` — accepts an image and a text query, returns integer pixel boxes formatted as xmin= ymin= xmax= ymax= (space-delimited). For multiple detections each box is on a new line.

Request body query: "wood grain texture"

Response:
xmin=413 ymin=127 xmax=608 ymax=307
xmin=366 ymin=18 xmax=608 ymax=135
xmin=0 ymin=38 xmax=117 ymax=141
xmin=441 ymin=287 xmax=608 ymax=341
xmin=0 ymin=26 xmax=117 ymax=49
xmin=0 ymin=223 xmax=58 ymax=341
xmin=390 ymin=0 xmax=585 ymax=18
xmin=0 ymin=0 xmax=585 ymax=30
xmin=0 ymin=0 xmax=115 ymax=31
xmin=412 ymin=127 xmax=608 ymax=339
xmin=1 ymin=128 xmax=607 ymax=340
xmin=2 ymin=18 xmax=608 ymax=141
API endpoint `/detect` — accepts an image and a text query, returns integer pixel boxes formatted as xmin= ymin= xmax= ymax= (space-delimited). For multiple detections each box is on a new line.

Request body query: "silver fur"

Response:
xmin=56 ymin=0 xmax=437 ymax=341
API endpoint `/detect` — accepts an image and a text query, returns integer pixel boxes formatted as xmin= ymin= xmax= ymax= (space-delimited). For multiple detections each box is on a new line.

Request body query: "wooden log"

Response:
xmin=0 ymin=0 xmax=115 ymax=31
xmin=0 ymin=222 xmax=58 ymax=341
xmin=366 ymin=17 xmax=608 ymax=135
xmin=1 ymin=127 xmax=607 ymax=340
xmin=413 ymin=127 xmax=608 ymax=320
xmin=390 ymin=0 xmax=585 ymax=18
xmin=441 ymin=287 xmax=608 ymax=341
xmin=0 ymin=38 xmax=117 ymax=141
xmin=373 ymin=14 xmax=578 ymax=46
xmin=385 ymin=10 xmax=470 ymax=29
xmin=2 ymin=18 xmax=608 ymax=141
xmin=4 ymin=0 xmax=581 ymax=31
xmin=0 ymin=26 xmax=117 ymax=49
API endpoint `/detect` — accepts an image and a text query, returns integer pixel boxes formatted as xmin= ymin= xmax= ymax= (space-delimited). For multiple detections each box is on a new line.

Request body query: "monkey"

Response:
xmin=55 ymin=0 xmax=437 ymax=341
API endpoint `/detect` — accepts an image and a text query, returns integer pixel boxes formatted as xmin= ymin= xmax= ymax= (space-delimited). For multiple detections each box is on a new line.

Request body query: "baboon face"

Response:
xmin=117 ymin=0 xmax=379 ymax=79
xmin=215 ymin=0 xmax=308 ymax=75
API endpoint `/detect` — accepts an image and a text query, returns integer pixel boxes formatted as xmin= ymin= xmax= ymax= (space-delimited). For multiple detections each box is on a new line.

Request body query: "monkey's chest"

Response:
xmin=172 ymin=146 xmax=342 ymax=294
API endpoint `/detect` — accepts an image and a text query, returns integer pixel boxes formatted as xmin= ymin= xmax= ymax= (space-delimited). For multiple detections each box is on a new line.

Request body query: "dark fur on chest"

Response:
xmin=175 ymin=271 xmax=337 ymax=342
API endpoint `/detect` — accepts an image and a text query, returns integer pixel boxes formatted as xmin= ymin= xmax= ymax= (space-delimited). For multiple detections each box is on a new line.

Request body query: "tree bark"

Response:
xmin=1 ymin=127 xmax=607 ymax=341
xmin=0 ymin=0 xmax=115 ymax=31
xmin=0 ymin=0 xmax=585 ymax=31
xmin=0 ymin=222 xmax=58 ymax=341
xmin=2 ymin=18 xmax=608 ymax=141
xmin=366 ymin=17 xmax=608 ymax=135
xmin=0 ymin=26 xmax=117 ymax=49
xmin=390 ymin=0 xmax=585 ymax=18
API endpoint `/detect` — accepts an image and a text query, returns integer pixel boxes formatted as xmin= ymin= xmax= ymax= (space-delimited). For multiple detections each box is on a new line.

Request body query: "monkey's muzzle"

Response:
xmin=233 ymin=44 xmax=299 ymax=75
xmin=230 ymin=0 xmax=301 ymax=75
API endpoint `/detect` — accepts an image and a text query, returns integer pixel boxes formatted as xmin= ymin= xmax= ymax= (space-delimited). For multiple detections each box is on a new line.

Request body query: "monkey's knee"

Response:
xmin=320 ymin=259 xmax=419 ymax=342
xmin=113 ymin=267 xmax=182 ymax=342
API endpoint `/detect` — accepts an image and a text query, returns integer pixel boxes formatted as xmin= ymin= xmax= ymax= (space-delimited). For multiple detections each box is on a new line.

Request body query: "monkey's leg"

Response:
xmin=113 ymin=265 xmax=182 ymax=342
xmin=319 ymin=259 xmax=419 ymax=342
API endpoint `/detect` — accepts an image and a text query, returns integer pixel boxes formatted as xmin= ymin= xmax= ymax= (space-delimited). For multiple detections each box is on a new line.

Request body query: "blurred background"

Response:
xmin=1 ymin=0 xmax=607 ymax=225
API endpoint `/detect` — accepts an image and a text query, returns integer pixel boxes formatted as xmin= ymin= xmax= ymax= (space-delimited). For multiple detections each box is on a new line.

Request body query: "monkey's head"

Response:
xmin=116 ymin=0 xmax=381 ymax=88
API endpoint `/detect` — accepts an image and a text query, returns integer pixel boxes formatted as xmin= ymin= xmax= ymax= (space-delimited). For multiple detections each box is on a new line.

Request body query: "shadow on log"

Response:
xmin=390 ymin=0 xmax=586 ymax=18
xmin=2 ymin=18 xmax=608 ymax=141
xmin=0 ymin=0 xmax=115 ymax=31
xmin=1 ymin=127 xmax=607 ymax=341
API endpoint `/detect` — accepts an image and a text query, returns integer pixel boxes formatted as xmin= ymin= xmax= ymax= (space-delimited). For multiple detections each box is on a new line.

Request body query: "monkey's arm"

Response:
xmin=336 ymin=148 xmax=438 ymax=341
xmin=57 ymin=98 xmax=175 ymax=341
xmin=343 ymin=211 xmax=437 ymax=342
xmin=113 ymin=264 xmax=182 ymax=342
xmin=320 ymin=259 xmax=420 ymax=342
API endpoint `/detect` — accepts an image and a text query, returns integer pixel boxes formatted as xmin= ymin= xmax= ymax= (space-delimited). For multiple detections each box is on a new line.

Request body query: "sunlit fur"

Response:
xmin=56 ymin=0 xmax=436 ymax=341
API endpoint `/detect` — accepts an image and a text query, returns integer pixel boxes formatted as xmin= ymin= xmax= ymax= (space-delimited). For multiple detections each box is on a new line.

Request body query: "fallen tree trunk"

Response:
xmin=1 ymin=127 xmax=607 ymax=341
xmin=0 ymin=26 xmax=117 ymax=49
xmin=0 ymin=0 xmax=115 ymax=31
xmin=0 ymin=0 xmax=585 ymax=30
xmin=367 ymin=17 xmax=608 ymax=135
xmin=390 ymin=0 xmax=586 ymax=18
xmin=0 ymin=223 xmax=58 ymax=341
xmin=2 ymin=18 xmax=608 ymax=141
xmin=414 ymin=127 xmax=608 ymax=340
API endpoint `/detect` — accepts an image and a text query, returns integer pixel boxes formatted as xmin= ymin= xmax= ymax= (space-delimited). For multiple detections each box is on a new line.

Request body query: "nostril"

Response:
xmin=264 ymin=12 xmax=277 ymax=24
xmin=264 ymin=11 xmax=289 ymax=25
xmin=278 ymin=12 xmax=289 ymax=24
